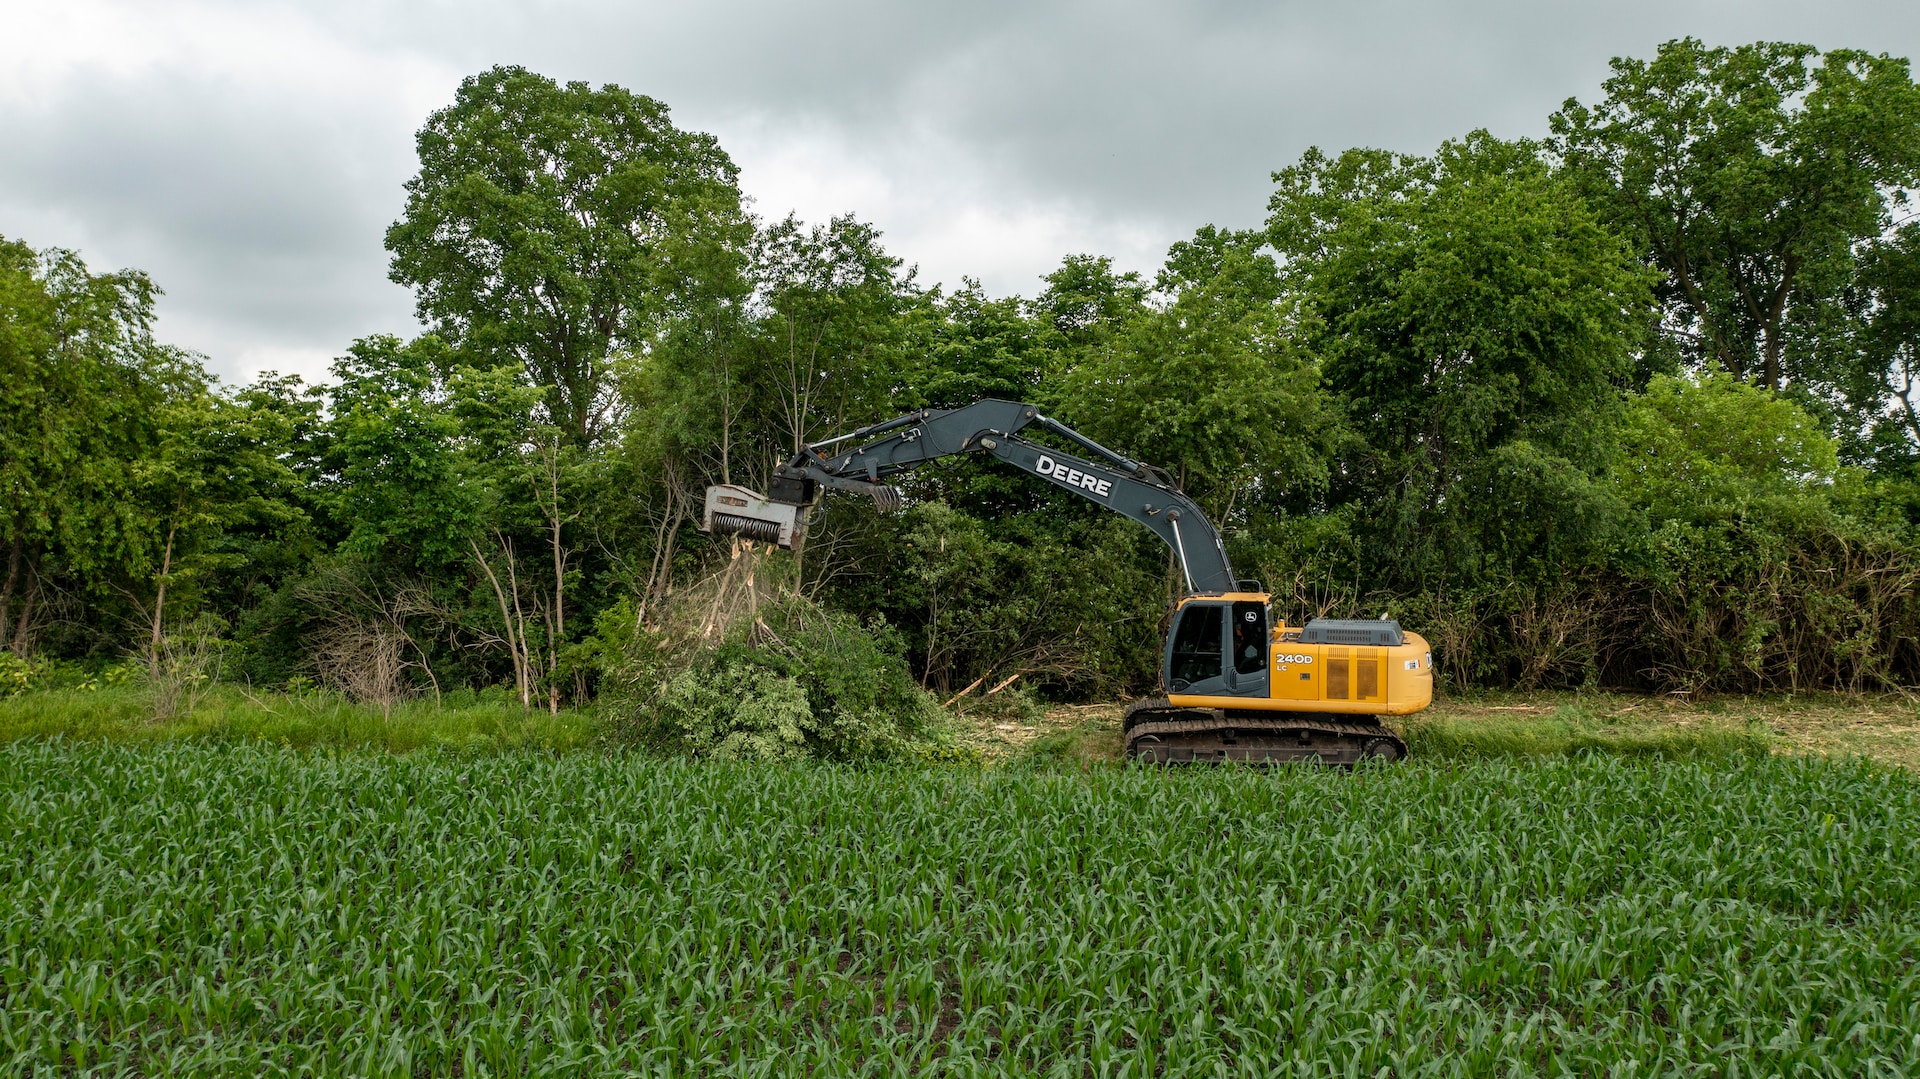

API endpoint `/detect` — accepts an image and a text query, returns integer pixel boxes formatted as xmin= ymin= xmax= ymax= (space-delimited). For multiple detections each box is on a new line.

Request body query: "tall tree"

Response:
xmin=0 ymin=239 xmax=175 ymax=652
xmin=1552 ymin=39 xmax=1920 ymax=393
xmin=747 ymin=214 xmax=914 ymax=464
xmin=386 ymin=66 xmax=750 ymax=447
xmin=1268 ymin=134 xmax=1655 ymax=585
xmin=1053 ymin=227 xmax=1335 ymax=516
xmin=131 ymin=375 xmax=301 ymax=664
xmin=914 ymin=280 xmax=1049 ymax=410
xmin=1032 ymin=254 xmax=1148 ymax=353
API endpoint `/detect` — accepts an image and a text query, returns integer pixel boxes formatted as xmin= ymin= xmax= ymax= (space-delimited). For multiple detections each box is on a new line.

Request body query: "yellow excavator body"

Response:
xmin=1120 ymin=592 xmax=1429 ymax=763
xmin=1164 ymin=593 xmax=1434 ymax=717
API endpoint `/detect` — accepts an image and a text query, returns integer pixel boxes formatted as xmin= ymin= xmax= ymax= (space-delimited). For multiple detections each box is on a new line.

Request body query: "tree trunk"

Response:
xmin=549 ymin=446 xmax=565 ymax=715
xmin=0 ymin=524 xmax=23 ymax=648
xmin=504 ymin=538 xmax=533 ymax=711
xmin=1896 ymin=347 xmax=1920 ymax=449
xmin=639 ymin=459 xmax=685 ymax=628
xmin=149 ymin=522 xmax=178 ymax=667
xmin=472 ymin=537 xmax=529 ymax=708
xmin=10 ymin=547 xmax=41 ymax=656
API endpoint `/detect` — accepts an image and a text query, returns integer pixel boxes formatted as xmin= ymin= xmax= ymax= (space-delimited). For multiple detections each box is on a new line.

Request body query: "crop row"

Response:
xmin=3 ymin=743 xmax=1918 ymax=1076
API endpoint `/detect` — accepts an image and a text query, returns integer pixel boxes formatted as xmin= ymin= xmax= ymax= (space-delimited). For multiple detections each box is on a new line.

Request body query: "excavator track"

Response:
xmin=1123 ymin=699 xmax=1407 ymax=765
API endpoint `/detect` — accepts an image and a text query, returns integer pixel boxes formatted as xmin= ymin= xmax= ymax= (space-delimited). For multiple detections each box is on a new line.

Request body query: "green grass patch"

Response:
xmin=4 ymin=742 xmax=1918 ymax=1074
xmin=1403 ymin=702 xmax=1773 ymax=760
xmin=0 ymin=685 xmax=597 ymax=752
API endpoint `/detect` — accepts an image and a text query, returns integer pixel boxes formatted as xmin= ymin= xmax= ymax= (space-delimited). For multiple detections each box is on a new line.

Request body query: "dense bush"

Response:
xmin=604 ymin=593 xmax=947 ymax=761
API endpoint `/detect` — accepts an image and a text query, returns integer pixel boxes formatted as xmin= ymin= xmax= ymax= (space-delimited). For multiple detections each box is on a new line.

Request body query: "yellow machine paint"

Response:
xmin=1163 ymin=593 xmax=1434 ymax=717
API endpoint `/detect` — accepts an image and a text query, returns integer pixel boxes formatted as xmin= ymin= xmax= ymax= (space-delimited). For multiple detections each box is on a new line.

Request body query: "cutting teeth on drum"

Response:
xmin=709 ymin=512 xmax=783 ymax=544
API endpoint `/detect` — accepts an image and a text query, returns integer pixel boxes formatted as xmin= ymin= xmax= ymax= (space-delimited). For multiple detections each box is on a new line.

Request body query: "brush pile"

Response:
xmin=598 ymin=541 xmax=952 ymax=761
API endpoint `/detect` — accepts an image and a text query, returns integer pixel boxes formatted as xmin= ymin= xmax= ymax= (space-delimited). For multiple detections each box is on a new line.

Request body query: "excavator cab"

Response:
xmin=1129 ymin=591 xmax=1433 ymax=762
xmin=1166 ymin=595 xmax=1270 ymax=699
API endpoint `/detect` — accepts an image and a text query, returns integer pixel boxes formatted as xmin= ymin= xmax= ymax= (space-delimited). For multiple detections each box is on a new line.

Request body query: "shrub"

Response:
xmin=606 ymin=592 xmax=949 ymax=762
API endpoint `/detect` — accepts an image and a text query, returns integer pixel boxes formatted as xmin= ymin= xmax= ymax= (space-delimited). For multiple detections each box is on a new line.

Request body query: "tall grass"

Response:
xmin=0 ymin=685 xmax=597 ymax=752
xmin=3 ymin=742 xmax=1916 ymax=1075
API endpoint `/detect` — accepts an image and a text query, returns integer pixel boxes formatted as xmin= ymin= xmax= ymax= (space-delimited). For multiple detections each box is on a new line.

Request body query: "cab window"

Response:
xmin=1169 ymin=604 xmax=1223 ymax=685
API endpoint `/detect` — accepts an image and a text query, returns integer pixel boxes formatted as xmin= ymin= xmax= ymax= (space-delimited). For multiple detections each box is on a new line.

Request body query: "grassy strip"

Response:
xmin=1421 ymin=690 xmax=1920 ymax=769
xmin=0 ymin=685 xmax=597 ymax=752
xmin=995 ymin=699 xmax=1783 ymax=766
xmin=4 ymin=743 xmax=1917 ymax=1075
xmin=13 ymin=685 xmax=1917 ymax=769
xmin=1400 ymin=704 xmax=1772 ymax=760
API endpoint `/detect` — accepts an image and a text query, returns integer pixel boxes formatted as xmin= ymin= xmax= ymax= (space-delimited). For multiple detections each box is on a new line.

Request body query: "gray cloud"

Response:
xmin=3 ymin=0 xmax=1917 ymax=383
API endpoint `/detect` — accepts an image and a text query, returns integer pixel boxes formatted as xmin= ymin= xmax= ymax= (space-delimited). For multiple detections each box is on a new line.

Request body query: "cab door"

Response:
xmin=1226 ymin=600 xmax=1270 ymax=699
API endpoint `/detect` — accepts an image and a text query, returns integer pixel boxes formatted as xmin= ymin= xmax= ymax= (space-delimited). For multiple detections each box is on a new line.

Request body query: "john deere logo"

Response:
xmin=1034 ymin=455 xmax=1113 ymax=498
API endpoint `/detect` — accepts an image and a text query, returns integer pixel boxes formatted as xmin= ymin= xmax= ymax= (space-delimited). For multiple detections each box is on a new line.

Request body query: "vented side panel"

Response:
xmin=1300 ymin=618 xmax=1405 ymax=647
xmin=1357 ymin=658 xmax=1378 ymax=699
xmin=1327 ymin=655 xmax=1349 ymax=700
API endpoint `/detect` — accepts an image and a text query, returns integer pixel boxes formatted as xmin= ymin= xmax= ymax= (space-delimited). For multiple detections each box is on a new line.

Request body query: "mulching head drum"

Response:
xmin=700 ymin=484 xmax=809 ymax=550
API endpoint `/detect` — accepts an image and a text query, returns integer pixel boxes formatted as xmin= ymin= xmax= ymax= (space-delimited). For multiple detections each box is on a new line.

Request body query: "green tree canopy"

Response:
xmin=1552 ymin=39 xmax=1920 ymax=394
xmin=386 ymin=66 xmax=749 ymax=447
xmin=1613 ymin=371 xmax=1842 ymax=523
xmin=1054 ymin=227 xmax=1335 ymax=516
xmin=1269 ymin=133 xmax=1656 ymax=584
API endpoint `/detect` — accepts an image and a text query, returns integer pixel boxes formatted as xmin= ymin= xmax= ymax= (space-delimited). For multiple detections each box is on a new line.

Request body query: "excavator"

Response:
xmin=700 ymin=399 xmax=1432 ymax=763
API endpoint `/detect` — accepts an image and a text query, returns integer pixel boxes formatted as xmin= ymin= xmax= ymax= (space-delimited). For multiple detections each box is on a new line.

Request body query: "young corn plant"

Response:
xmin=1 ymin=744 xmax=1916 ymax=1075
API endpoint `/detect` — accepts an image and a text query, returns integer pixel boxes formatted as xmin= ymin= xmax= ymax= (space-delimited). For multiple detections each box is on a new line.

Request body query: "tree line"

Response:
xmin=6 ymin=39 xmax=1920 ymax=713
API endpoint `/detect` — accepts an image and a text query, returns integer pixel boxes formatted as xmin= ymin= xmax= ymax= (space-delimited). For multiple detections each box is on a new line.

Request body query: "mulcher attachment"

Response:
xmin=701 ymin=480 xmax=904 ymax=552
xmin=701 ymin=484 xmax=810 ymax=550
xmin=1123 ymin=699 xmax=1407 ymax=765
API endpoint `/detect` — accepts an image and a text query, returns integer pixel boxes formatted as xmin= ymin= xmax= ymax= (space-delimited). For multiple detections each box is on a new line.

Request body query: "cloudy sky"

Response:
xmin=4 ymin=0 xmax=1917 ymax=384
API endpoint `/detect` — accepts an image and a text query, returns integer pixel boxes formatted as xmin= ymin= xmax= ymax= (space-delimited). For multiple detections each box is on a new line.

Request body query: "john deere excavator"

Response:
xmin=700 ymin=399 xmax=1432 ymax=762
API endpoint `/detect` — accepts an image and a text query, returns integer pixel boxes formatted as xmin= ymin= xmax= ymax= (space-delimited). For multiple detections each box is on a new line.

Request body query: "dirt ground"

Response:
xmin=957 ymin=691 xmax=1920 ymax=770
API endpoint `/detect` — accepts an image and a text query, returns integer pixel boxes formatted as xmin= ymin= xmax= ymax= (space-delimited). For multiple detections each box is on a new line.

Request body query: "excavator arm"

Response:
xmin=702 ymin=398 xmax=1239 ymax=595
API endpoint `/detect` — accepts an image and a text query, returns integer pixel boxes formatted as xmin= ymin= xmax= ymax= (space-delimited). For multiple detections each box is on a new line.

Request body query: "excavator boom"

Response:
xmin=700 ymin=398 xmax=1428 ymax=763
xmin=716 ymin=399 xmax=1237 ymax=594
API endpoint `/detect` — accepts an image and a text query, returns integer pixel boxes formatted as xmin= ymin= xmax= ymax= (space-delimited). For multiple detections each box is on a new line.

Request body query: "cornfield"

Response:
xmin=3 ymin=742 xmax=1917 ymax=1076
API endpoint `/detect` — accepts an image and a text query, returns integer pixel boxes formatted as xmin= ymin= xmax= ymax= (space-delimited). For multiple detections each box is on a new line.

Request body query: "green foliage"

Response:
xmin=0 ymin=684 xmax=595 ymax=751
xmin=1614 ymin=370 xmax=1842 ymax=521
xmin=1403 ymin=704 xmax=1772 ymax=759
xmin=6 ymin=743 xmax=1919 ymax=1072
xmin=1056 ymin=226 xmax=1338 ymax=513
xmin=1268 ymin=133 xmax=1654 ymax=586
xmin=1552 ymin=38 xmax=1920 ymax=397
xmin=914 ymin=279 xmax=1050 ymax=409
xmin=386 ymin=65 xmax=749 ymax=447
xmin=0 ymin=652 xmax=29 ymax=696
